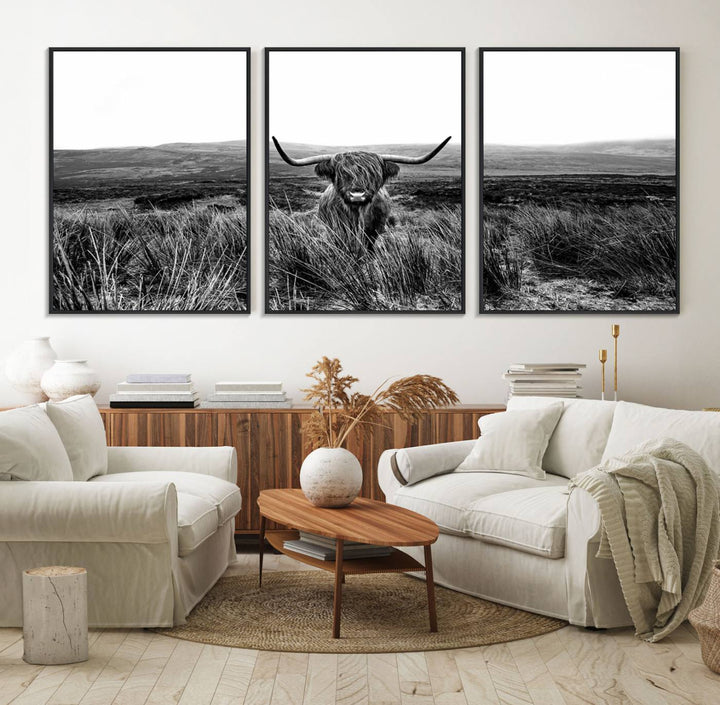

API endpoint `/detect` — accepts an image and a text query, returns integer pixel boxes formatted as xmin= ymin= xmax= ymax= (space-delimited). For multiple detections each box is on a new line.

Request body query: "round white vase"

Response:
xmin=4 ymin=337 xmax=58 ymax=402
xmin=300 ymin=447 xmax=363 ymax=508
xmin=40 ymin=360 xmax=101 ymax=402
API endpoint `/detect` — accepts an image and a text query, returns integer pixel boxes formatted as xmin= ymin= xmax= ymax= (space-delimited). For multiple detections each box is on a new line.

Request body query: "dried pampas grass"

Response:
xmin=302 ymin=356 xmax=458 ymax=450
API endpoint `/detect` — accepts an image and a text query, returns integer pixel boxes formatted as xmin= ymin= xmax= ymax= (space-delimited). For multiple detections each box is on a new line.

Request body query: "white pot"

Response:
xmin=4 ymin=337 xmax=58 ymax=402
xmin=300 ymin=447 xmax=363 ymax=508
xmin=40 ymin=360 xmax=101 ymax=402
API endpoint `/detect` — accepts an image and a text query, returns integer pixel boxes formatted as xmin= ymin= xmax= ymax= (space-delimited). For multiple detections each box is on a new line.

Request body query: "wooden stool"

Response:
xmin=22 ymin=566 xmax=88 ymax=665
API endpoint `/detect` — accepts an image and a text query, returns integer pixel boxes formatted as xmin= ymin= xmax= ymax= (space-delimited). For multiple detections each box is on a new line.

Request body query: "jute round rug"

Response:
xmin=155 ymin=571 xmax=565 ymax=653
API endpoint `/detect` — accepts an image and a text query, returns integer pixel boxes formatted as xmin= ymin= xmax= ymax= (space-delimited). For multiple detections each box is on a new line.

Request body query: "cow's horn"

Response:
xmin=272 ymin=137 xmax=333 ymax=166
xmin=380 ymin=136 xmax=452 ymax=164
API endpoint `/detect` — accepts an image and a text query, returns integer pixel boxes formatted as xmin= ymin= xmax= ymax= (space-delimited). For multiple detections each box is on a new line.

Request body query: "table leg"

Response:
xmin=424 ymin=544 xmax=438 ymax=633
xmin=332 ymin=539 xmax=344 ymax=639
xmin=258 ymin=515 xmax=266 ymax=588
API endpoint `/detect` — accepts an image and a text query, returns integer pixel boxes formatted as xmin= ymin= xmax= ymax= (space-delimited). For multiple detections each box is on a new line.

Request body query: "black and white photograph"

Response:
xmin=481 ymin=48 xmax=679 ymax=313
xmin=266 ymin=48 xmax=464 ymax=313
xmin=50 ymin=48 xmax=250 ymax=313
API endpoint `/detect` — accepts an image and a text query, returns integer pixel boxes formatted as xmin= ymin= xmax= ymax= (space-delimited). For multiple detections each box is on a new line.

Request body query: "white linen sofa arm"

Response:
xmin=378 ymin=440 xmax=475 ymax=500
xmin=0 ymin=481 xmax=177 ymax=544
xmin=565 ymin=486 xmax=629 ymax=627
xmin=107 ymin=446 xmax=237 ymax=483
xmin=567 ymin=486 xmax=602 ymax=543
xmin=378 ymin=450 xmax=404 ymax=501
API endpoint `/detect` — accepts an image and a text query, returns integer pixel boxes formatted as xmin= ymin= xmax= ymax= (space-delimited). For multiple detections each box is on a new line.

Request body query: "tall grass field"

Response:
xmin=482 ymin=141 xmax=678 ymax=312
xmin=268 ymin=203 xmax=461 ymax=312
xmin=52 ymin=140 xmax=248 ymax=312
xmin=53 ymin=205 xmax=247 ymax=312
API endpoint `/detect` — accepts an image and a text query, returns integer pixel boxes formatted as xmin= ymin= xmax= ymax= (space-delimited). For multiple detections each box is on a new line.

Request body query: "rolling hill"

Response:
xmin=53 ymin=140 xmax=247 ymax=186
xmin=484 ymin=139 xmax=676 ymax=175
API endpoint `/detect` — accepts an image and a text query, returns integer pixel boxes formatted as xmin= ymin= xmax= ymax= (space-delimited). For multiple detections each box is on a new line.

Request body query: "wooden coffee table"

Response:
xmin=257 ymin=489 xmax=439 ymax=639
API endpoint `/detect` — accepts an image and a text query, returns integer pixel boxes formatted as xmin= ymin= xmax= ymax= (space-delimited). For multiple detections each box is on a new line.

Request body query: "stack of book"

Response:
xmin=200 ymin=381 xmax=292 ymax=408
xmin=283 ymin=531 xmax=393 ymax=561
xmin=109 ymin=373 xmax=199 ymax=408
xmin=502 ymin=363 xmax=586 ymax=399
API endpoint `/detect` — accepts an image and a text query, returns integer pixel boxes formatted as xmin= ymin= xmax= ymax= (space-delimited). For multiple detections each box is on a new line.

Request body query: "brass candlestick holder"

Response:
xmin=599 ymin=349 xmax=608 ymax=401
xmin=612 ymin=324 xmax=620 ymax=401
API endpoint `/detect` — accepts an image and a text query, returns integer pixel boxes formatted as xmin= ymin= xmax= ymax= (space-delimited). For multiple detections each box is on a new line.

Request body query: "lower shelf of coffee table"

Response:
xmin=265 ymin=530 xmax=426 ymax=575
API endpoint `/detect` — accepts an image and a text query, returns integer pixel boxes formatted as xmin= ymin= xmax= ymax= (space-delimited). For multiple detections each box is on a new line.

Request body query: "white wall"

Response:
xmin=1 ymin=0 xmax=718 ymax=409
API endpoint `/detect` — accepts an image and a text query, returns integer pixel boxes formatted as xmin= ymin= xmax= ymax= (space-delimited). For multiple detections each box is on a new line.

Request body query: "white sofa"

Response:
xmin=378 ymin=397 xmax=720 ymax=628
xmin=0 ymin=396 xmax=241 ymax=628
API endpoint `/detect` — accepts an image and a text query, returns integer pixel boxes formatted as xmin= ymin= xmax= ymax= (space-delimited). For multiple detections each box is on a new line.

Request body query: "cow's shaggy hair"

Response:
xmin=314 ymin=152 xmax=399 ymax=252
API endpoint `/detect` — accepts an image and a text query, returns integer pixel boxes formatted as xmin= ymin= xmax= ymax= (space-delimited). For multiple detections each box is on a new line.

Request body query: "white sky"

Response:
xmin=53 ymin=51 xmax=247 ymax=149
xmin=269 ymin=51 xmax=461 ymax=146
xmin=483 ymin=51 xmax=676 ymax=145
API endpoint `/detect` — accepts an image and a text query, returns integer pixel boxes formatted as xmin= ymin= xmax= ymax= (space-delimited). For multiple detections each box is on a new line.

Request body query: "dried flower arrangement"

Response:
xmin=302 ymin=356 xmax=459 ymax=450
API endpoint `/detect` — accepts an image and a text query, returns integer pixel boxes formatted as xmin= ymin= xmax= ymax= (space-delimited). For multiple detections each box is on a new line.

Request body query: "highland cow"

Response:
xmin=272 ymin=136 xmax=451 ymax=252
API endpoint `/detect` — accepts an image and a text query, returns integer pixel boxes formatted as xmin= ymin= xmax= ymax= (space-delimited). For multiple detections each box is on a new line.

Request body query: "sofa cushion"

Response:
xmin=393 ymin=471 xmax=568 ymax=536
xmin=466 ymin=486 xmax=570 ymax=558
xmin=45 ymin=395 xmax=108 ymax=481
xmin=0 ymin=406 xmax=73 ymax=481
xmin=456 ymin=404 xmax=563 ymax=479
xmin=601 ymin=402 xmax=720 ymax=476
xmin=91 ymin=471 xmax=241 ymax=525
xmin=507 ymin=396 xmax=616 ymax=478
xmin=393 ymin=440 xmax=476 ymax=486
xmin=176 ymin=492 xmax=219 ymax=556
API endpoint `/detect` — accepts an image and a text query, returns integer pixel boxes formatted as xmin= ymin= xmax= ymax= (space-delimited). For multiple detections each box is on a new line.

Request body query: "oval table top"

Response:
xmin=257 ymin=489 xmax=438 ymax=546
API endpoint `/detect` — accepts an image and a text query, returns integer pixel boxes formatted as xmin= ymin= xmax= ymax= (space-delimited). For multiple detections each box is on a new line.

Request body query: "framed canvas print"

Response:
xmin=480 ymin=48 xmax=679 ymax=313
xmin=265 ymin=48 xmax=465 ymax=313
xmin=50 ymin=48 xmax=250 ymax=313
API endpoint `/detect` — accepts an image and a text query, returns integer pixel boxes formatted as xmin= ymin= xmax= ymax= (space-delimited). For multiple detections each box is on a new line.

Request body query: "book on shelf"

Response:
xmin=510 ymin=380 xmax=580 ymax=390
xmin=502 ymin=372 xmax=582 ymax=381
xmin=113 ymin=373 xmax=199 ymax=406
xmin=282 ymin=538 xmax=392 ymax=561
xmin=200 ymin=400 xmax=292 ymax=409
xmin=508 ymin=391 xmax=581 ymax=397
xmin=508 ymin=390 xmax=582 ymax=397
xmin=215 ymin=381 xmax=283 ymax=393
xmin=110 ymin=392 xmax=199 ymax=403
xmin=117 ymin=382 xmax=195 ymax=393
xmin=507 ymin=363 xmax=586 ymax=371
xmin=126 ymin=373 xmax=192 ymax=384
xmin=298 ymin=531 xmax=364 ymax=548
xmin=504 ymin=362 xmax=585 ymax=400
xmin=109 ymin=400 xmax=200 ymax=409
xmin=509 ymin=380 xmax=580 ymax=384
xmin=207 ymin=392 xmax=287 ymax=403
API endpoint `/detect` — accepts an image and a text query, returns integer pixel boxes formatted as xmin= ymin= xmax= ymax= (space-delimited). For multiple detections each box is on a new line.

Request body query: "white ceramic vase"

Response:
xmin=300 ymin=447 xmax=363 ymax=508
xmin=4 ymin=337 xmax=58 ymax=402
xmin=40 ymin=360 xmax=101 ymax=402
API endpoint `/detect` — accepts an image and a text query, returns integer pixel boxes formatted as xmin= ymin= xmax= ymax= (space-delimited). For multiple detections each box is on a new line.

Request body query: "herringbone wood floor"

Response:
xmin=1 ymin=553 xmax=718 ymax=704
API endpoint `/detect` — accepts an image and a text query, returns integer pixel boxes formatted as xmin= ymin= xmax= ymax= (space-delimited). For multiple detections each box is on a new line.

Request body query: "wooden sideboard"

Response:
xmin=99 ymin=405 xmax=504 ymax=534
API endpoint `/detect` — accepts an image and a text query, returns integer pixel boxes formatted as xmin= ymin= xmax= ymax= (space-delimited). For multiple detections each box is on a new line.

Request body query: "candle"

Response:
xmin=599 ymin=349 xmax=607 ymax=401
xmin=611 ymin=325 xmax=620 ymax=401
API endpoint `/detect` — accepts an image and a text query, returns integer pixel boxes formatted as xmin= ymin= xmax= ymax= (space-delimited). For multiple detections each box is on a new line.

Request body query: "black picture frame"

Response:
xmin=479 ymin=47 xmax=680 ymax=314
xmin=265 ymin=47 xmax=466 ymax=315
xmin=49 ymin=47 xmax=251 ymax=314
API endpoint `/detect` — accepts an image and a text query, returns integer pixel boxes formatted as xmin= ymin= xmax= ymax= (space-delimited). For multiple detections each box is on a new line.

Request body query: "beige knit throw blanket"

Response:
xmin=570 ymin=438 xmax=720 ymax=642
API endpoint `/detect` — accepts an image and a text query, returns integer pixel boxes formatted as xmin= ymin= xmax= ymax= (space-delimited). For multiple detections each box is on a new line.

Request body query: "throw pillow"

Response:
xmin=0 ymin=405 xmax=73 ymax=481
xmin=456 ymin=404 xmax=564 ymax=479
xmin=45 ymin=394 xmax=108 ymax=481
xmin=507 ymin=396 xmax=617 ymax=478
